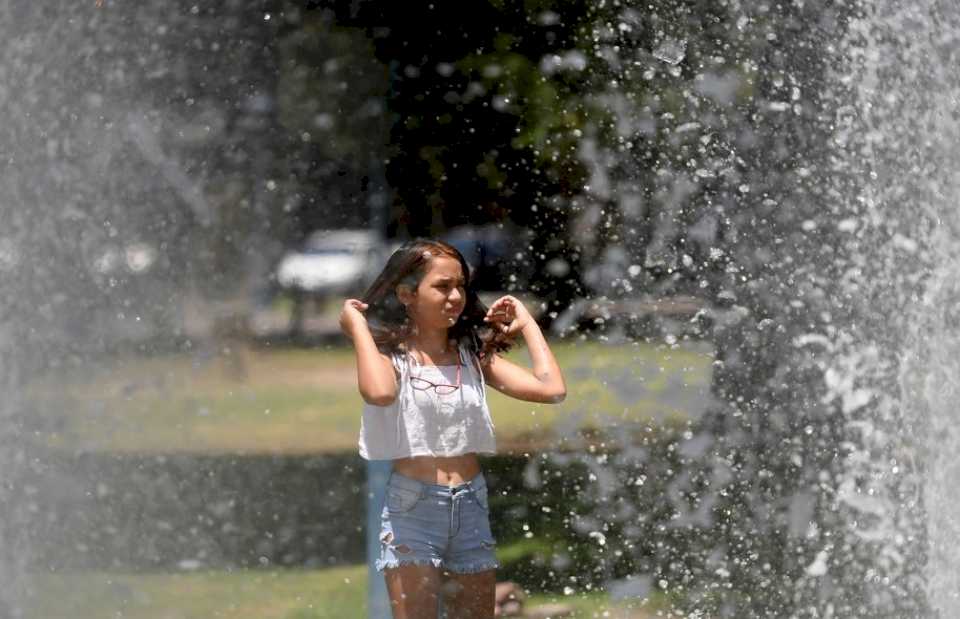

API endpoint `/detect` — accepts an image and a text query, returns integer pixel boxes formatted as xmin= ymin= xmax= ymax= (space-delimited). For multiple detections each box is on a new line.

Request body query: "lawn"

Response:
xmin=28 ymin=340 xmax=713 ymax=455
xmin=25 ymin=564 xmax=668 ymax=619
xmin=26 ymin=566 xmax=368 ymax=619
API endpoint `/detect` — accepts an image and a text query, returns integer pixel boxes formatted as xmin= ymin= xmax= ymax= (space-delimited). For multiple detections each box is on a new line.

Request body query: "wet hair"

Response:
xmin=360 ymin=238 xmax=512 ymax=361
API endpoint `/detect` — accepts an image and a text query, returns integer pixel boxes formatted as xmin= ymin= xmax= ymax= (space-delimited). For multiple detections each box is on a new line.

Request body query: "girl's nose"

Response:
xmin=449 ymin=287 xmax=463 ymax=303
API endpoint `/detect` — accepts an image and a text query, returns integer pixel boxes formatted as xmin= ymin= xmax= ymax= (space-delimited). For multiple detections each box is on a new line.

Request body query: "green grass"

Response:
xmin=25 ymin=564 xmax=668 ymax=619
xmin=29 ymin=340 xmax=712 ymax=455
xmin=26 ymin=566 xmax=367 ymax=619
xmin=491 ymin=340 xmax=712 ymax=443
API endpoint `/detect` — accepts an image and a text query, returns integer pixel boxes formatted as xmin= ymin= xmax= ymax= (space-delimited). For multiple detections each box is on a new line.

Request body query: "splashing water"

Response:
xmin=652 ymin=37 xmax=687 ymax=65
xmin=827 ymin=2 xmax=960 ymax=615
xmin=562 ymin=0 xmax=960 ymax=616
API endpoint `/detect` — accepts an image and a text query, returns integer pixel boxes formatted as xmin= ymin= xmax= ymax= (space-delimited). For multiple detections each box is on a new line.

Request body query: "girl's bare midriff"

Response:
xmin=392 ymin=453 xmax=482 ymax=486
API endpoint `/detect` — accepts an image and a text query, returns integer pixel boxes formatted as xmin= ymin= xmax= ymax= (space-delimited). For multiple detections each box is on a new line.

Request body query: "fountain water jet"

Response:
xmin=0 ymin=3 xmax=282 ymax=614
xmin=545 ymin=0 xmax=960 ymax=616
xmin=824 ymin=2 xmax=960 ymax=616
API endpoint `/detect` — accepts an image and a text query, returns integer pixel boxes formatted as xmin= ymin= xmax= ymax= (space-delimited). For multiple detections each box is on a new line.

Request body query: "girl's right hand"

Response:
xmin=339 ymin=299 xmax=369 ymax=339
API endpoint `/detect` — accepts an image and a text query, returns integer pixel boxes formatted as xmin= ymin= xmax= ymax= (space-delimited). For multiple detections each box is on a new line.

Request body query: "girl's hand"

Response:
xmin=339 ymin=299 xmax=369 ymax=339
xmin=484 ymin=295 xmax=533 ymax=338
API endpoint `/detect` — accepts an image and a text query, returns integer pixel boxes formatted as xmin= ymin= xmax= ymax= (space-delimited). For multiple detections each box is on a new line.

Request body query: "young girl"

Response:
xmin=339 ymin=239 xmax=566 ymax=619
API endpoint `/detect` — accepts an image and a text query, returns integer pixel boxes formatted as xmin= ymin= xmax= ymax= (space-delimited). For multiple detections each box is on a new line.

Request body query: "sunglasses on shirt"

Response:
xmin=409 ymin=356 xmax=462 ymax=396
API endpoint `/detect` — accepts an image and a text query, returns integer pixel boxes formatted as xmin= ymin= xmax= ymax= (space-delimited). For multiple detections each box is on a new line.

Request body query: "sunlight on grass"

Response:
xmin=26 ymin=565 xmax=369 ymax=619
xmin=492 ymin=340 xmax=712 ymax=442
xmin=26 ymin=565 xmax=667 ymax=619
xmin=30 ymin=341 xmax=712 ymax=455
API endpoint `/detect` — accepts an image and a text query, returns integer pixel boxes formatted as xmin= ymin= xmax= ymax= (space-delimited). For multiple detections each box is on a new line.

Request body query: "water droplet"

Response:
xmin=653 ymin=38 xmax=687 ymax=65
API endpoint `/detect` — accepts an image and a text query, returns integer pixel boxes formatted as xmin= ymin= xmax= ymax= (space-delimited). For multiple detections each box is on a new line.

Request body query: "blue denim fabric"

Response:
xmin=376 ymin=472 xmax=499 ymax=574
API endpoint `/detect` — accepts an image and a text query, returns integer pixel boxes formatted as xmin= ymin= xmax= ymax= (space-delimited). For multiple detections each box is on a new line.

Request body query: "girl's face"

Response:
xmin=401 ymin=255 xmax=466 ymax=331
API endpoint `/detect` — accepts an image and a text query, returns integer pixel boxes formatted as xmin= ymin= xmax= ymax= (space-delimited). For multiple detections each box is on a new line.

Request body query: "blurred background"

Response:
xmin=3 ymin=1 xmax=959 ymax=618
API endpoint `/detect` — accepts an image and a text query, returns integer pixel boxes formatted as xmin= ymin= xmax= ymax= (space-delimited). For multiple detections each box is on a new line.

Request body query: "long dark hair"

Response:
xmin=361 ymin=238 xmax=512 ymax=361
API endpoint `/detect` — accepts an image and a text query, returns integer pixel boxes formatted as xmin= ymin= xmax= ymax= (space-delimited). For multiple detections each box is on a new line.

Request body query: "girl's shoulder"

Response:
xmin=375 ymin=345 xmax=408 ymax=378
xmin=457 ymin=339 xmax=485 ymax=374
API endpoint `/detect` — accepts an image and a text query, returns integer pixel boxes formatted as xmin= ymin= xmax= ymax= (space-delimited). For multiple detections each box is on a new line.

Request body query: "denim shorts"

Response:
xmin=376 ymin=472 xmax=499 ymax=574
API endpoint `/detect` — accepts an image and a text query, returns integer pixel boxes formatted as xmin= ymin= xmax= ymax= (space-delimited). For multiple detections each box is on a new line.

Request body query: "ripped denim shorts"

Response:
xmin=376 ymin=471 xmax=499 ymax=574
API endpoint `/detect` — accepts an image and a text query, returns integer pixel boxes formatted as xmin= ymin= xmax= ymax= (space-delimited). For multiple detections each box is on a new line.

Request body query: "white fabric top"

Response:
xmin=358 ymin=343 xmax=497 ymax=460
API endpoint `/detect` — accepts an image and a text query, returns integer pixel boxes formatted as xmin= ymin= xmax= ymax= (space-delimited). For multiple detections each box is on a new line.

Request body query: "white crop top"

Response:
xmin=358 ymin=343 xmax=497 ymax=460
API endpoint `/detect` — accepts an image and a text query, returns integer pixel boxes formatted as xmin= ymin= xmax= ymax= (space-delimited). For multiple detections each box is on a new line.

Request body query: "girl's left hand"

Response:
xmin=484 ymin=295 xmax=533 ymax=337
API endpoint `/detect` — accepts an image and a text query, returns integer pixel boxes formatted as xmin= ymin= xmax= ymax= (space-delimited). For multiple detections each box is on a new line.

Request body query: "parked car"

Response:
xmin=276 ymin=229 xmax=389 ymax=333
xmin=276 ymin=229 xmax=384 ymax=296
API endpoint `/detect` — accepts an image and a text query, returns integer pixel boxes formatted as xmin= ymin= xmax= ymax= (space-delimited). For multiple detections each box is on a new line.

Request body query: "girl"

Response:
xmin=339 ymin=239 xmax=566 ymax=619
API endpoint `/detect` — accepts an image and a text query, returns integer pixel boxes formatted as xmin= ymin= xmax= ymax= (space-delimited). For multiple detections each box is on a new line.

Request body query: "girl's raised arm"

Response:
xmin=482 ymin=295 xmax=566 ymax=404
xmin=340 ymin=299 xmax=398 ymax=406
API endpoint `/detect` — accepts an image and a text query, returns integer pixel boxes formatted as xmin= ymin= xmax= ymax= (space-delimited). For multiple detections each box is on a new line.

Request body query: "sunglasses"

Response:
xmin=410 ymin=355 xmax=462 ymax=396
